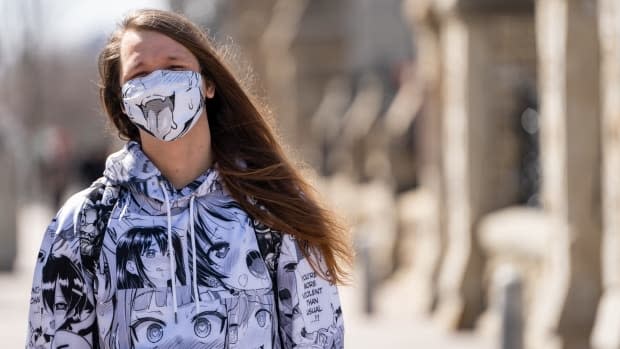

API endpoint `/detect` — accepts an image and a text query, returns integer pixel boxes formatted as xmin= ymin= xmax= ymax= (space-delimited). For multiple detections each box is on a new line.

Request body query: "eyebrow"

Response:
xmin=124 ymin=55 xmax=190 ymax=80
xmin=128 ymin=55 xmax=187 ymax=70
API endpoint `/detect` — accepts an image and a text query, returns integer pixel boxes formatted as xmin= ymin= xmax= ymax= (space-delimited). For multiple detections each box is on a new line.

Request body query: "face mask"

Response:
xmin=121 ymin=70 xmax=205 ymax=142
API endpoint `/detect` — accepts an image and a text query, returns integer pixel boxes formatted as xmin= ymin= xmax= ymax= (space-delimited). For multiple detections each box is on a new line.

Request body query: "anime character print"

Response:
xmin=27 ymin=195 xmax=99 ymax=349
xmin=27 ymin=140 xmax=345 ymax=348
xmin=129 ymin=288 xmax=227 ymax=348
xmin=116 ymin=226 xmax=186 ymax=289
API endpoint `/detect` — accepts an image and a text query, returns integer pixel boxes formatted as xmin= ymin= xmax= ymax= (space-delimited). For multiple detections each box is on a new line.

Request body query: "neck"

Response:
xmin=140 ymin=115 xmax=214 ymax=189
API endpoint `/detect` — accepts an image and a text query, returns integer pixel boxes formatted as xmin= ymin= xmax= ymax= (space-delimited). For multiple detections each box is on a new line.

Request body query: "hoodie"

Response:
xmin=26 ymin=141 xmax=344 ymax=349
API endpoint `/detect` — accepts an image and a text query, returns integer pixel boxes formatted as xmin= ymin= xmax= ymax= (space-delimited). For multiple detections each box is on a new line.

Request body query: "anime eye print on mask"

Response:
xmin=121 ymin=69 xmax=206 ymax=142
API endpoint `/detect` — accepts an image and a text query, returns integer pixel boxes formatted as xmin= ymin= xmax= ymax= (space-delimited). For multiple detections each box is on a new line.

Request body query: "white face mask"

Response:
xmin=121 ymin=70 xmax=205 ymax=142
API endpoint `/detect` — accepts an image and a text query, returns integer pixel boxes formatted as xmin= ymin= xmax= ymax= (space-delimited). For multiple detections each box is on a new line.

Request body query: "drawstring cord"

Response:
xmin=159 ymin=182 xmax=201 ymax=322
xmin=189 ymin=195 xmax=200 ymax=314
xmin=159 ymin=182 xmax=179 ymax=323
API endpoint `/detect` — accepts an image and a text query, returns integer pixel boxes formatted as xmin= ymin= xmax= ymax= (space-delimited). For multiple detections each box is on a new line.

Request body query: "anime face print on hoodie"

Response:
xmin=126 ymin=288 xmax=228 ymax=347
xmin=115 ymin=226 xmax=186 ymax=289
xmin=26 ymin=141 xmax=345 ymax=349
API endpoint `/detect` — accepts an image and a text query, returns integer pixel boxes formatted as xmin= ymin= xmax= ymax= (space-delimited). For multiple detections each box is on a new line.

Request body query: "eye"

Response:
xmin=131 ymin=317 xmax=166 ymax=344
xmin=215 ymin=245 xmax=229 ymax=258
xmin=168 ymin=65 xmax=186 ymax=71
xmin=255 ymin=309 xmax=271 ymax=327
xmin=283 ymin=262 xmax=297 ymax=272
xmin=55 ymin=302 xmax=67 ymax=311
xmin=194 ymin=317 xmax=211 ymax=338
xmin=246 ymin=250 xmax=267 ymax=278
xmin=145 ymin=249 xmax=157 ymax=258
xmin=192 ymin=311 xmax=226 ymax=339
xmin=146 ymin=323 xmax=164 ymax=343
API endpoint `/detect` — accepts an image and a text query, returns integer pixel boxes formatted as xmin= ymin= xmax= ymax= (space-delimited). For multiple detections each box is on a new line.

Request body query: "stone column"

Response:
xmin=433 ymin=10 xmax=483 ymax=329
xmin=529 ymin=0 xmax=602 ymax=348
xmin=433 ymin=2 xmax=538 ymax=329
xmin=259 ymin=0 xmax=308 ymax=148
xmin=592 ymin=1 xmax=620 ymax=348
xmin=400 ymin=0 xmax=446 ymax=315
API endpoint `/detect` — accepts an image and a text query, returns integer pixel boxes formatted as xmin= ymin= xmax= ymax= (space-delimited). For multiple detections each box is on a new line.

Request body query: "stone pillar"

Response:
xmin=401 ymin=0 xmax=446 ymax=315
xmin=592 ymin=1 xmax=620 ymax=348
xmin=529 ymin=0 xmax=602 ymax=348
xmin=433 ymin=10 xmax=484 ymax=329
xmin=259 ymin=0 xmax=309 ymax=147
xmin=432 ymin=2 xmax=537 ymax=329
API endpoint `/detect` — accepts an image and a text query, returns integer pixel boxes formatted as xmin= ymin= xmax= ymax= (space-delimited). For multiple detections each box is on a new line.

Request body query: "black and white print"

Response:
xmin=26 ymin=141 xmax=344 ymax=348
xmin=121 ymin=70 xmax=205 ymax=142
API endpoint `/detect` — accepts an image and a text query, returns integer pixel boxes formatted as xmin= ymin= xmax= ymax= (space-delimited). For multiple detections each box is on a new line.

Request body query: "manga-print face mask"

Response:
xmin=121 ymin=70 xmax=205 ymax=142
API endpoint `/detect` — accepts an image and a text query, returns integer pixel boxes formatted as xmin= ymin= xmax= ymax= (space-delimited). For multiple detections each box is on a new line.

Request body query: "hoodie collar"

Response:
xmin=103 ymin=141 xmax=222 ymax=203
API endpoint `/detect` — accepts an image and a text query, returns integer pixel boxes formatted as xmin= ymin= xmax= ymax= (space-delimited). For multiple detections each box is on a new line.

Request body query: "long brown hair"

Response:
xmin=98 ymin=9 xmax=352 ymax=284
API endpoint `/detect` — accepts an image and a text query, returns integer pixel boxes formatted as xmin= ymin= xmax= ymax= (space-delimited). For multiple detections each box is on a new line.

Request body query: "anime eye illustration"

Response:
xmin=255 ymin=309 xmax=271 ymax=327
xmin=194 ymin=317 xmax=211 ymax=338
xmin=246 ymin=250 xmax=267 ymax=278
xmin=283 ymin=262 xmax=297 ymax=272
xmin=145 ymin=249 xmax=157 ymax=258
xmin=146 ymin=323 xmax=164 ymax=343
xmin=54 ymin=302 xmax=67 ymax=311
xmin=212 ymin=243 xmax=230 ymax=259
xmin=192 ymin=310 xmax=226 ymax=339
xmin=215 ymin=246 xmax=229 ymax=258
xmin=131 ymin=317 xmax=166 ymax=344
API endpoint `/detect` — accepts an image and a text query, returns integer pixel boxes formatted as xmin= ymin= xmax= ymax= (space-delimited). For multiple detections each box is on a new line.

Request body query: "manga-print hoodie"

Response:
xmin=26 ymin=141 xmax=344 ymax=349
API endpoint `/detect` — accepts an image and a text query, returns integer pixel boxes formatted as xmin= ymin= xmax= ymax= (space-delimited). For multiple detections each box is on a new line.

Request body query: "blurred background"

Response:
xmin=0 ymin=0 xmax=616 ymax=348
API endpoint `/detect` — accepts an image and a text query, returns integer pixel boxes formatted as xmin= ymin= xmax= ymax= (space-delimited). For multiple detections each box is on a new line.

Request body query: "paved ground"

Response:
xmin=1 ymin=203 xmax=496 ymax=348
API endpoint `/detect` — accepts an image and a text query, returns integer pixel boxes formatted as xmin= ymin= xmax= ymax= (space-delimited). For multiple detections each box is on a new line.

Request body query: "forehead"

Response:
xmin=119 ymin=29 xmax=197 ymax=69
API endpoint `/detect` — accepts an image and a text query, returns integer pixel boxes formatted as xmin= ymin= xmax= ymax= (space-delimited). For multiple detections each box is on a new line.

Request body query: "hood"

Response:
xmin=103 ymin=141 xmax=222 ymax=203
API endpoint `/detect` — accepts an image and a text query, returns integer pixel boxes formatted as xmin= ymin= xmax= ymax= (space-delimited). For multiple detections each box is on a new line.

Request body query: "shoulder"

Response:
xmin=40 ymin=179 xmax=119 ymax=268
xmin=48 ymin=179 xmax=117 ymax=242
xmin=53 ymin=186 xmax=100 ymax=233
xmin=68 ymin=178 xmax=120 ymax=216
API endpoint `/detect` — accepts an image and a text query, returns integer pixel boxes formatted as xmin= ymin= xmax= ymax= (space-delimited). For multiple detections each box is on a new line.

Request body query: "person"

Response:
xmin=26 ymin=8 xmax=352 ymax=349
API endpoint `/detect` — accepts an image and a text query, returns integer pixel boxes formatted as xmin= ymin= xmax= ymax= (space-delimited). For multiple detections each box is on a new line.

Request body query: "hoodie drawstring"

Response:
xmin=188 ymin=195 xmax=200 ymax=314
xmin=159 ymin=182 xmax=201 ymax=321
xmin=160 ymin=182 xmax=179 ymax=323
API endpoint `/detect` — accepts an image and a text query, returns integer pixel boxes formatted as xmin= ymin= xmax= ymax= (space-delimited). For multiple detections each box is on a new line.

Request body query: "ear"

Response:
xmin=204 ymin=81 xmax=215 ymax=99
xmin=126 ymin=260 xmax=138 ymax=275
